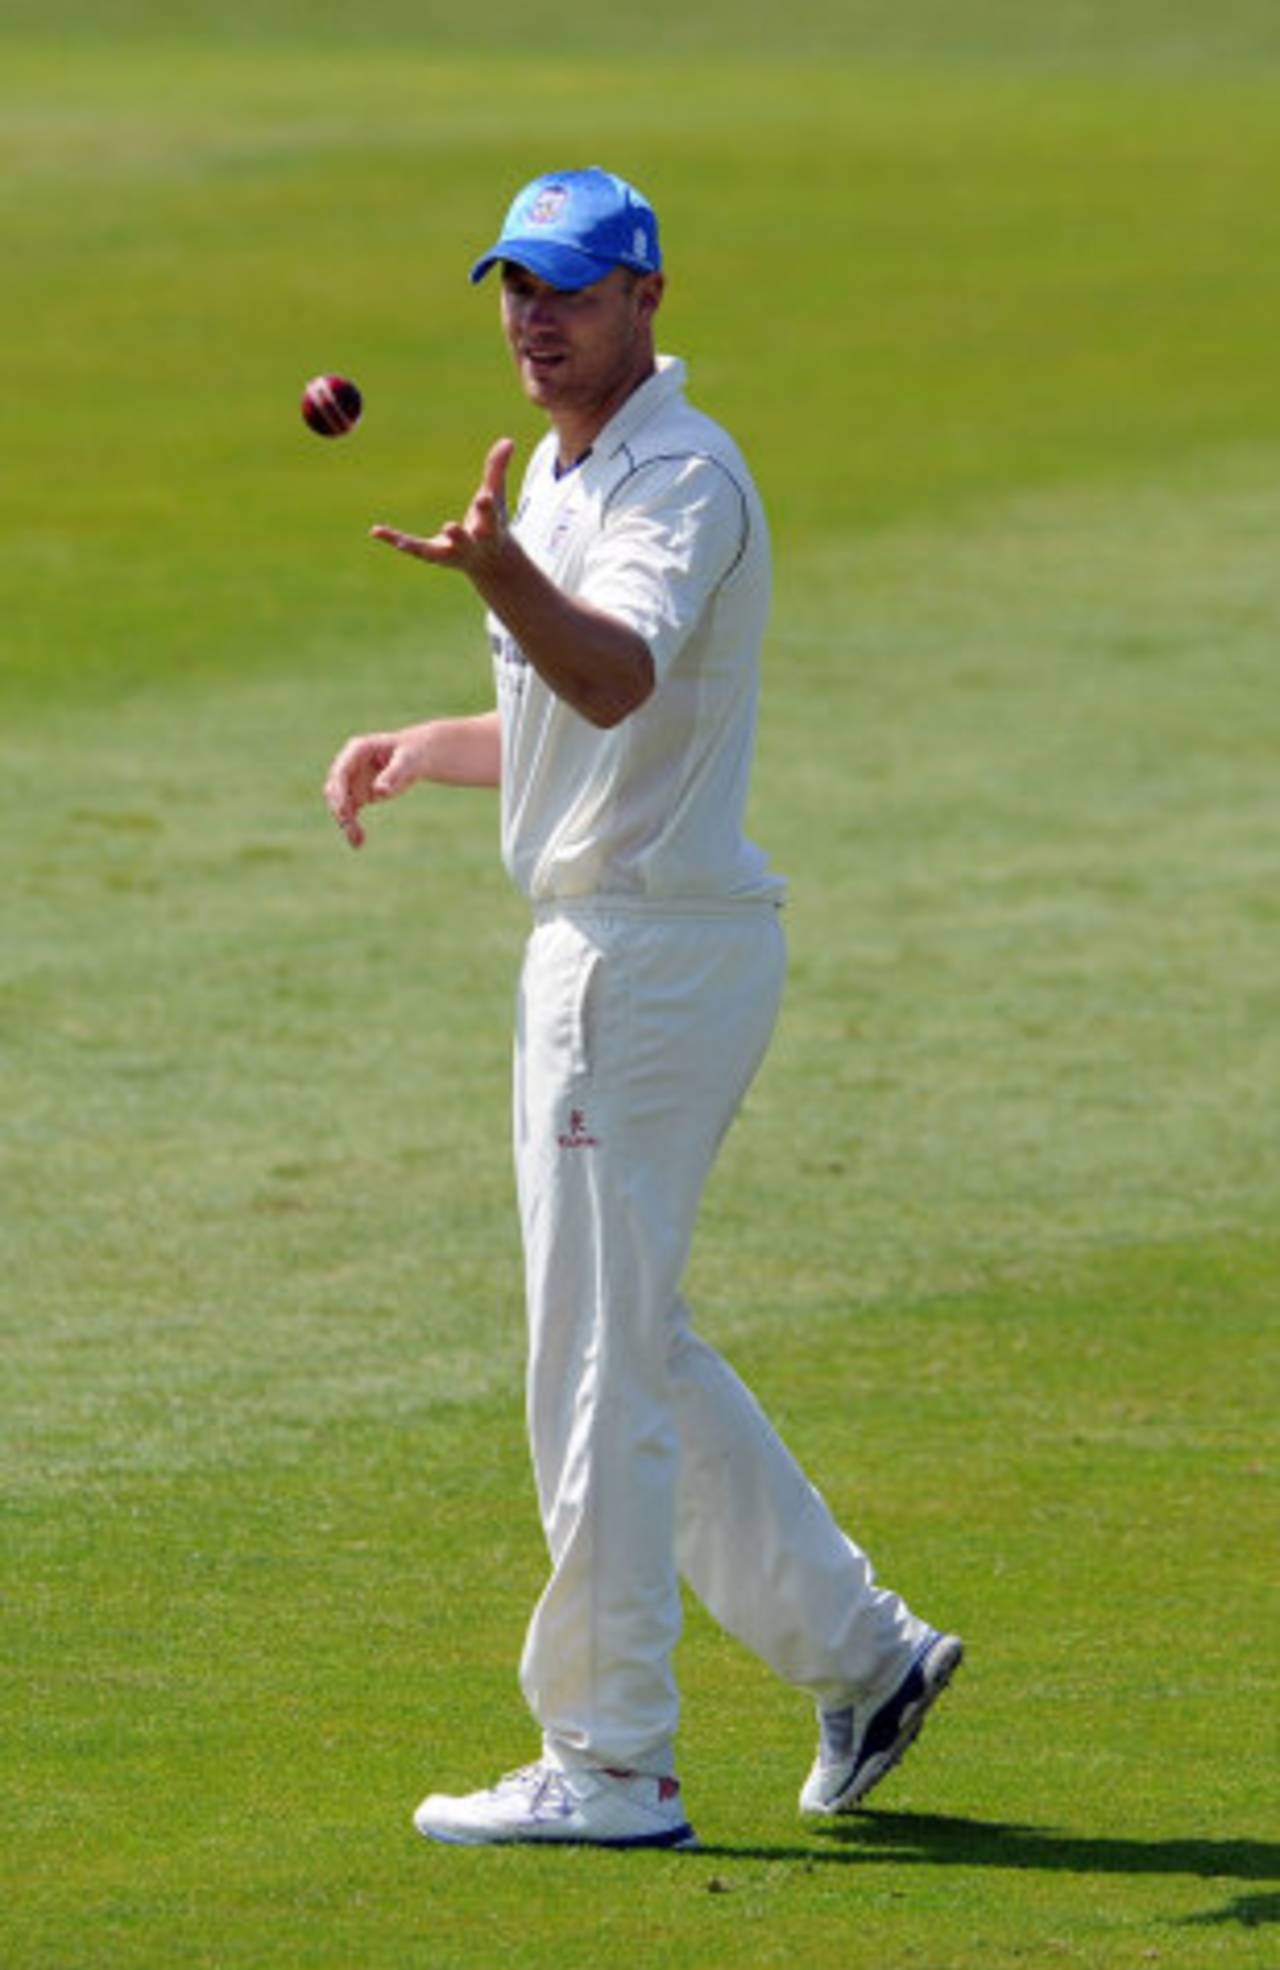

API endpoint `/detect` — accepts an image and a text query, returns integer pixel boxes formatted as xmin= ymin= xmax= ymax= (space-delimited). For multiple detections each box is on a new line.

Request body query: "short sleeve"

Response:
xmin=575 ymin=454 xmax=749 ymax=678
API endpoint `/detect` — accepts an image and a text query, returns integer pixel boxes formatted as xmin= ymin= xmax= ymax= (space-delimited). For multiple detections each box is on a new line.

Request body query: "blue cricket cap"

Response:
xmin=470 ymin=167 xmax=662 ymax=293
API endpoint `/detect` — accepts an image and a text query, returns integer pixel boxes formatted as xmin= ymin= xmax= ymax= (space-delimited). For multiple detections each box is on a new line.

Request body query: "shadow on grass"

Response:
xmin=693 ymin=1812 xmax=1279 ymax=1927
xmin=1176 ymin=1891 xmax=1280 ymax=1930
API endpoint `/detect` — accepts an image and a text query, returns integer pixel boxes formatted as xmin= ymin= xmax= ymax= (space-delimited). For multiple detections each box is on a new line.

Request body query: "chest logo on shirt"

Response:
xmin=546 ymin=504 xmax=578 ymax=556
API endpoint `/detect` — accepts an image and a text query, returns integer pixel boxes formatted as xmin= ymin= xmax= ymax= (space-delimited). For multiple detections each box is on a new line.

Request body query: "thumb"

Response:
xmin=482 ymin=437 xmax=516 ymax=516
xmin=372 ymin=745 xmax=415 ymax=799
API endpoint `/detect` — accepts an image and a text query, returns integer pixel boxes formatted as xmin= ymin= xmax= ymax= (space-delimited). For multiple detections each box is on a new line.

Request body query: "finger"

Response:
xmin=324 ymin=758 xmax=357 ymax=823
xmin=372 ymin=746 xmax=413 ymax=799
xmin=483 ymin=436 xmax=516 ymax=487
xmin=327 ymin=734 xmax=375 ymax=793
xmin=481 ymin=437 xmax=515 ymax=517
xmin=370 ymin=524 xmax=462 ymax=563
xmin=325 ymin=735 xmax=389 ymax=828
xmin=471 ymin=490 xmax=501 ymax=540
xmin=325 ymin=784 xmax=365 ymax=846
xmin=370 ymin=525 xmax=428 ymax=554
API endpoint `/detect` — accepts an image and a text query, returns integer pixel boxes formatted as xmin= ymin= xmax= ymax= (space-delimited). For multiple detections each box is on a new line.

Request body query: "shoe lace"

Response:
xmin=498 ymin=1763 xmax=571 ymax=1813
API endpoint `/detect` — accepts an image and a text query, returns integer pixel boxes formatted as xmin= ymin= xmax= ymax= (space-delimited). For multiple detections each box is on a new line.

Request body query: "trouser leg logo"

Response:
xmin=557 ymin=1107 xmax=601 ymax=1150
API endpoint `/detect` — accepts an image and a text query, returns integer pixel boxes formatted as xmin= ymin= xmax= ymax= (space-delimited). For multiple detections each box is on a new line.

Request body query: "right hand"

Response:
xmin=324 ymin=730 xmax=421 ymax=848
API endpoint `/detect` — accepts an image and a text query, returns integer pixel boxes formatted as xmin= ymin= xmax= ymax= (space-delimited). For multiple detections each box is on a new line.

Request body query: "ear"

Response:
xmin=635 ymin=271 xmax=665 ymax=322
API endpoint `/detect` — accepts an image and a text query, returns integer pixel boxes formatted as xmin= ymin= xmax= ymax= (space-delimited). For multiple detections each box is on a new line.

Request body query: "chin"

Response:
xmin=520 ymin=356 xmax=574 ymax=403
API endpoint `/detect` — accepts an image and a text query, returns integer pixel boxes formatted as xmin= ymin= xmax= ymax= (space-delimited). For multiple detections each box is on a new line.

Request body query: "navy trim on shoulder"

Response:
xmin=600 ymin=450 xmax=751 ymax=582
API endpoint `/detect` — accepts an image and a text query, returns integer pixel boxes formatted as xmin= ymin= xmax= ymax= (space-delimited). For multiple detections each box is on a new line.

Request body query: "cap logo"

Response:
xmin=633 ymin=226 xmax=648 ymax=258
xmin=529 ymin=186 xmax=569 ymax=226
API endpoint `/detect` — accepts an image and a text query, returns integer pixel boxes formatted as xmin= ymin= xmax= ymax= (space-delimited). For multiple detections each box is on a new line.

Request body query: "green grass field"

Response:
xmin=4 ymin=7 xmax=1279 ymax=1966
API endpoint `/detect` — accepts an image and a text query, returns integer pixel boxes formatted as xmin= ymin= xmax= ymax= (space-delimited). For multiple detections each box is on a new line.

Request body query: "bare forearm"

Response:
xmin=399 ymin=711 xmax=502 ymax=787
xmin=473 ymin=539 xmax=653 ymax=729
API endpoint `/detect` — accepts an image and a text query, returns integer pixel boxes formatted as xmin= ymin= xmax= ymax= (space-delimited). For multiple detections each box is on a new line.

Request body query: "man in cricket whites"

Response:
xmin=325 ymin=167 xmax=961 ymax=1850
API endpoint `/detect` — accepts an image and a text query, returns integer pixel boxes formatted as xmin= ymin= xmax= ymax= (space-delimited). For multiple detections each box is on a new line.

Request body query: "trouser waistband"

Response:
xmin=531 ymin=895 xmax=783 ymax=926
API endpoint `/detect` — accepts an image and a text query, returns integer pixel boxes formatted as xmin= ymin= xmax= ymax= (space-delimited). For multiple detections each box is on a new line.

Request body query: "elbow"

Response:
xmin=582 ymin=646 xmax=656 ymax=729
xmin=586 ymin=689 xmax=649 ymax=730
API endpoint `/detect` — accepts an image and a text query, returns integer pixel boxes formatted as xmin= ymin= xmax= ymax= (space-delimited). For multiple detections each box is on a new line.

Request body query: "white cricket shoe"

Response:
xmin=799 ymin=1628 xmax=964 ymax=1815
xmin=413 ymin=1762 xmax=698 ymax=1849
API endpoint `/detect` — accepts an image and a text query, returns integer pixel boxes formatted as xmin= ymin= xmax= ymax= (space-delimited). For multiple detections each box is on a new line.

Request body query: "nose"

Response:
xmin=523 ymin=290 xmax=560 ymax=329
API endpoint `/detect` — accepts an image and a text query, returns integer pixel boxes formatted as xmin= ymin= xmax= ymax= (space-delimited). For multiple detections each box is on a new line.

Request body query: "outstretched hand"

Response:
xmin=371 ymin=438 xmax=515 ymax=575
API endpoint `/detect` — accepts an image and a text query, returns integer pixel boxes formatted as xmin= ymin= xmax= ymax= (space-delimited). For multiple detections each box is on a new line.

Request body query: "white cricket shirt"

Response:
xmin=490 ymin=355 xmax=785 ymax=906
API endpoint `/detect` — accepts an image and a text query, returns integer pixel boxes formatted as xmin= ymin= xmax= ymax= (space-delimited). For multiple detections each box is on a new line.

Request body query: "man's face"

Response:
xmin=500 ymin=263 xmax=664 ymax=428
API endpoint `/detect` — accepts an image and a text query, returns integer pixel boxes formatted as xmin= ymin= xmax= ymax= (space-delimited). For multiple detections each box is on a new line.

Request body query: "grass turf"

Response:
xmin=3 ymin=13 xmax=1279 ymax=1967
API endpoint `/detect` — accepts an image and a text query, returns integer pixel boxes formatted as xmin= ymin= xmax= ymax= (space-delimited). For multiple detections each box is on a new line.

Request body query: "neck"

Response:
xmin=551 ymin=357 xmax=657 ymax=470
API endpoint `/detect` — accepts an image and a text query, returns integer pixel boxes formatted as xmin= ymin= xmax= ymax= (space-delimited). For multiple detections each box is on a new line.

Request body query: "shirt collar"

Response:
xmin=591 ymin=353 xmax=687 ymax=460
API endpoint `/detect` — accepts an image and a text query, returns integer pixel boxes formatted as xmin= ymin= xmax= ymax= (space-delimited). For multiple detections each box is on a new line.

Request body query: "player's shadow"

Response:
xmin=694 ymin=1812 xmax=1279 ymax=1929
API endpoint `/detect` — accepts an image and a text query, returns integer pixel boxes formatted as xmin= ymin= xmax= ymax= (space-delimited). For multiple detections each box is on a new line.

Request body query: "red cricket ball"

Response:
xmin=301 ymin=373 xmax=363 ymax=438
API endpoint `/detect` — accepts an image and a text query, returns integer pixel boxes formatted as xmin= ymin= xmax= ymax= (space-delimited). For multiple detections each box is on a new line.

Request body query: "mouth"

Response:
xmin=522 ymin=345 xmax=568 ymax=377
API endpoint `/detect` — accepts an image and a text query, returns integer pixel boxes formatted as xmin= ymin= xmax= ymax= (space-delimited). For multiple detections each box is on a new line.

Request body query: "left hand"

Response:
xmin=370 ymin=437 xmax=515 ymax=577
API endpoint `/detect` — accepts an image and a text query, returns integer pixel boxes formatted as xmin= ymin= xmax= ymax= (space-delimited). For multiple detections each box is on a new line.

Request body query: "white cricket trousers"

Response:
xmin=514 ymin=902 xmax=926 ymax=1778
